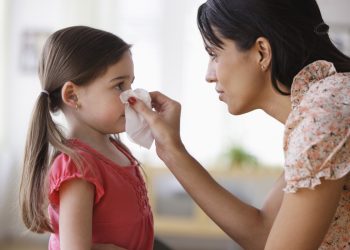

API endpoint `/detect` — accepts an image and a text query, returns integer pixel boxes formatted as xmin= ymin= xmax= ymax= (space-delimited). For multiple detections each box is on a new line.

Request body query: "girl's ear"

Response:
xmin=255 ymin=37 xmax=272 ymax=71
xmin=61 ymin=81 xmax=79 ymax=108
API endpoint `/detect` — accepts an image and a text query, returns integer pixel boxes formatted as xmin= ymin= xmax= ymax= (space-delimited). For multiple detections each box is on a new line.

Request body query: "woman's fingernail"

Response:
xmin=128 ymin=96 xmax=137 ymax=105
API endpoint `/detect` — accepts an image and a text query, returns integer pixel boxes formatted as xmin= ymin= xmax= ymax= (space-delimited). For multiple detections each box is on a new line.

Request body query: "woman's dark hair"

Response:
xmin=20 ymin=26 xmax=131 ymax=233
xmin=197 ymin=0 xmax=350 ymax=95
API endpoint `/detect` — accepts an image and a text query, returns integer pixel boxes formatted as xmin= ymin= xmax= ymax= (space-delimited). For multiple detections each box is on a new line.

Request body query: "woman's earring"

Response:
xmin=261 ymin=65 xmax=265 ymax=70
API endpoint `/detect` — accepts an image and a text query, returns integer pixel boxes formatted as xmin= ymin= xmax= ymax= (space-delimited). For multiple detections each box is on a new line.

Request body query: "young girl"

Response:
xmin=130 ymin=0 xmax=350 ymax=249
xmin=19 ymin=26 xmax=154 ymax=250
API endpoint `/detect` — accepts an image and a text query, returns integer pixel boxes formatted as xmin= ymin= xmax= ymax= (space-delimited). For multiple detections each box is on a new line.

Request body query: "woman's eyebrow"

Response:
xmin=205 ymin=46 xmax=211 ymax=51
xmin=205 ymin=45 xmax=217 ymax=52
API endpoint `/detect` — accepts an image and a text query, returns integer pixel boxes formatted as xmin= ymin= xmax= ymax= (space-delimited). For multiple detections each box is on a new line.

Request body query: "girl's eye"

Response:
xmin=115 ymin=82 xmax=124 ymax=91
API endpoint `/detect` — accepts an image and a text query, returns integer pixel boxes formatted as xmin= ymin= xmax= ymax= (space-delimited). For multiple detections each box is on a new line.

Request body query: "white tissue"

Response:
xmin=120 ymin=88 xmax=154 ymax=149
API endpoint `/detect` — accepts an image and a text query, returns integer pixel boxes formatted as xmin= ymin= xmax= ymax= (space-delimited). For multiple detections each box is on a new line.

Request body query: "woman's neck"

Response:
xmin=260 ymin=83 xmax=292 ymax=124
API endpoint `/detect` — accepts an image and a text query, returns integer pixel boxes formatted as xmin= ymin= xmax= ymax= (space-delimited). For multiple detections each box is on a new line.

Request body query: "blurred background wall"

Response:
xmin=0 ymin=0 xmax=349 ymax=249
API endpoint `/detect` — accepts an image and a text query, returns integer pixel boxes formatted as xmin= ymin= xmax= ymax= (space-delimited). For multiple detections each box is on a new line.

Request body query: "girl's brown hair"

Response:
xmin=19 ymin=26 xmax=131 ymax=233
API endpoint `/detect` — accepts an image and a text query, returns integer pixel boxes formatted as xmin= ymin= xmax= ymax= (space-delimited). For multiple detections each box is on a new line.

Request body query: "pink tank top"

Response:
xmin=48 ymin=138 xmax=154 ymax=250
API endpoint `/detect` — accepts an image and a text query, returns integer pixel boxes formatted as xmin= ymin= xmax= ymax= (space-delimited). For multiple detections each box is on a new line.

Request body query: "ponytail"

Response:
xmin=19 ymin=92 xmax=78 ymax=233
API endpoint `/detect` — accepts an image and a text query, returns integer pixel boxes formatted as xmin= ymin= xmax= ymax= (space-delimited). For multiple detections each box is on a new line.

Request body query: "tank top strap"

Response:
xmin=110 ymin=138 xmax=139 ymax=166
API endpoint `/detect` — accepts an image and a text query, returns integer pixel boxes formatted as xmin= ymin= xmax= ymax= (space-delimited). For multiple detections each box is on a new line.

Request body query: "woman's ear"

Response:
xmin=61 ymin=81 xmax=79 ymax=108
xmin=255 ymin=37 xmax=272 ymax=71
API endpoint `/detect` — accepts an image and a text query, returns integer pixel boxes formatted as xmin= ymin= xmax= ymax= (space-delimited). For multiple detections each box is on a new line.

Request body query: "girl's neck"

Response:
xmin=68 ymin=128 xmax=133 ymax=167
xmin=68 ymin=127 xmax=111 ymax=149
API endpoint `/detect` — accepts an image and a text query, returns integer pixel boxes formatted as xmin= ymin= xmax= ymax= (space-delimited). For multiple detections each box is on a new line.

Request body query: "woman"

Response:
xmin=128 ymin=0 xmax=350 ymax=249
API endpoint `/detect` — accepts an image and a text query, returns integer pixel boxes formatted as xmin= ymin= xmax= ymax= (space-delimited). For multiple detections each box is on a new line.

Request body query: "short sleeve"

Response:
xmin=284 ymin=85 xmax=350 ymax=193
xmin=49 ymin=152 xmax=105 ymax=206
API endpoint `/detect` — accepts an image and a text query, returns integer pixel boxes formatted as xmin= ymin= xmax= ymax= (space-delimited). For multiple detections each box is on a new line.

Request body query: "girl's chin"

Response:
xmin=113 ymin=125 xmax=126 ymax=134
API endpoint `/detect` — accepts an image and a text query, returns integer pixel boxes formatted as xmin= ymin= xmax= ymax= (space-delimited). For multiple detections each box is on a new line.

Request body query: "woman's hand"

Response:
xmin=92 ymin=244 xmax=127 ymax=250
xmin=129 ymin=91 xmax=186 ymax=161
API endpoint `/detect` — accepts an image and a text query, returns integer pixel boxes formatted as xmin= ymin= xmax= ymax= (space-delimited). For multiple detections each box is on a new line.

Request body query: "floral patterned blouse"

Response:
xmin=283 ymin=60 xmax=350 ymax=249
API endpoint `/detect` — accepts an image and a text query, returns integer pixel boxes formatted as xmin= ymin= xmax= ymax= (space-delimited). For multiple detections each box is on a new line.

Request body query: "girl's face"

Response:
xmin=205 ymin=36 xmax=269 ymax=115
xmin=76 ymin=51 xmax=134 ymax=135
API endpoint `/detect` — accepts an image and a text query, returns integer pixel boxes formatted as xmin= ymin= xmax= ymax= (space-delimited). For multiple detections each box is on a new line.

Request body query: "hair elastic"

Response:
xmin=41 ymin=90 xmax=50 ymax=96
xmin=314 ymin=22 xmax=329 ymax=35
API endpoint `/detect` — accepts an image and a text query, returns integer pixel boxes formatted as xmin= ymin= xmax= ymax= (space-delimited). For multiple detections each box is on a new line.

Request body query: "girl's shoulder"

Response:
xmin=49 ymin=141 xmax=105 ymax=206
xmin=51 ymin=141 xmax=97 ymax=172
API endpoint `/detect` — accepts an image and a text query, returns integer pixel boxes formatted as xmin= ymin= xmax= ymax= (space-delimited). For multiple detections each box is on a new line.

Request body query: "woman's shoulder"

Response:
xmin=284 ymin=62 xmax=350 ymax=192
xmin=285 ymin=62 xmax=350 ymax=138
xmin=290 ymin=60 xmax=350 ymax=112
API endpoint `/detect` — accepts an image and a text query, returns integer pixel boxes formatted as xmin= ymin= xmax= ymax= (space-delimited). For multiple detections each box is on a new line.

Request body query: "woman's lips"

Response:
xmin=215 ymin=88 xmax=224 ymax=100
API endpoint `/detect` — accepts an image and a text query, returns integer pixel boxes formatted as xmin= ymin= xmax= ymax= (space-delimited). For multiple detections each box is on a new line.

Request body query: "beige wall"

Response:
xmin=318 ymin=0 xmax=350 ymax=25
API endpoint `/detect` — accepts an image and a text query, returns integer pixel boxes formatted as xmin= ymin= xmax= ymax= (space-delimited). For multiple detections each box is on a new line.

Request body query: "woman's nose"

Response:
xmin=205 ymin=61 xmax=217 ymax=83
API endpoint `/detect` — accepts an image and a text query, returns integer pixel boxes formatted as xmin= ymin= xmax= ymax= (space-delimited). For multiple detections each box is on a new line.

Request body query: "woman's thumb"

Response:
xmin=128 ymin=97 xmax=154 ymax=123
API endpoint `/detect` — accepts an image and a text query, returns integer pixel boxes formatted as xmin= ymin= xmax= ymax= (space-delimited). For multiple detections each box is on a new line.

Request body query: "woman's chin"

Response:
xmin=227 ymin=103 xmax=239 ymax=115
xmin=227 ymin=104 xmax=250 ymax=116
xmin=228 ymin=108 xmax=242 ymax=115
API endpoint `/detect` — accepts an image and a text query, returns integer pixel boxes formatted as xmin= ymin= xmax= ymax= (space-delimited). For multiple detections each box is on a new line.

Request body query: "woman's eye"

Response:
xmin=208 ymin=51 xmax=217 ymax=60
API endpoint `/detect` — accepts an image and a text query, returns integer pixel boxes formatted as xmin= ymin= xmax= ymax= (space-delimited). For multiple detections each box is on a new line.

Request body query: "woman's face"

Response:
xmin=205 ymin=36 xmax=269 ymax=115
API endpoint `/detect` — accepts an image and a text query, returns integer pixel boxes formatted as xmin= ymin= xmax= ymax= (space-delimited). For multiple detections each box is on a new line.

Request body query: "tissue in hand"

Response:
xmin=119 ymin=88 xmax=154 ymax=149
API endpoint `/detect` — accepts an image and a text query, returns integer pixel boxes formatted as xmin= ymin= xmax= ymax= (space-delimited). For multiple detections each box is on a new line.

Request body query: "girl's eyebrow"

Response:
xmin=110 ymin=75 xmax=130 ymax=82
xmin=109 ymin=75 xmax=135 ymax=83
xmin=110 ymin=75 xmax=135 ymax=82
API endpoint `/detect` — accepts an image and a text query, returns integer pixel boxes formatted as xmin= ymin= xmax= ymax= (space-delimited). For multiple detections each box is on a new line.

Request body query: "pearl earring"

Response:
xmin=73 ymin=95 xmax=80 ymax=110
